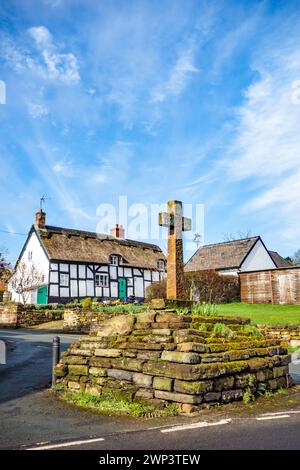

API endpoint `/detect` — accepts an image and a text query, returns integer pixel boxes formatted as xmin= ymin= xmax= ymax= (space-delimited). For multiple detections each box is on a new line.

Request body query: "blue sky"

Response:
xmin=1 ymin=0 xmax=300 ymax=264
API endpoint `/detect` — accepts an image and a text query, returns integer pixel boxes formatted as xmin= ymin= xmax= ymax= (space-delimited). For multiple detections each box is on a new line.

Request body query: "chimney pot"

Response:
xmin=35 ymin=208 xmax=46 ymax=229
xmin=110 ymin=224 xmax=125 ymax=239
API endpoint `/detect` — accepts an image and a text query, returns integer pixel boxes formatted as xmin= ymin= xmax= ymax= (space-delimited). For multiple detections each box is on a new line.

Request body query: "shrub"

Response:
xmin=145 ymin=270 xmax=239 ymax=304
xmin=242 ymin=325 xmax=262 ymax=337
xmin=185 ymin=270 xmax=240 ymax=304
xmin=145 ymin=279 xmax=166 ymax=300
xmin=81 ymin=297 xmax=93 ymax=309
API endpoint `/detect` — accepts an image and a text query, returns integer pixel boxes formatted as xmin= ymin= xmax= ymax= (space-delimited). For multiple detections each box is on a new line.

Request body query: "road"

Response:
xmin=1 ymin=328 xmax=300 ymax=450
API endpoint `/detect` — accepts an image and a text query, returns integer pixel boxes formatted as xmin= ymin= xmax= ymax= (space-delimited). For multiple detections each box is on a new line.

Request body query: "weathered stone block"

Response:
xmin=97 ymin=315 xmax=135 ymax=337
xmin=143 ymin=361 xmax=198 ymax=380
xmin=137 ymin=311 xmax=157 ymax=322
xmin=247 ymin=358 xmax=269 ymax=371
xmin=85 ymin=384 xmax=101 ymax=397
xmin=174 ymin=380 xmax=213 ymax=395
xmin=107 ymin=369 xmax=133 ymax=381
xmin=161 ymin=351 xmax=200 ymax=364
xmin=69 ymin=348 xmax=92 ymax=356
xmin=201 ymin=353 xmax=227 ymax=363
xmin=235 ymin=373 xmax=256 ymax=388
xmin=204 ymin=392 xmax=221 ymax=402
xmin=154 ymin=390 xmax=202 ymax=404
xmin=135 ymin=389 xmax=154 ymax=399
xmin=273 ymin=366 xmax=289 ymax=378
xmin=68 ymin=365 xmax=89 ymax=376
xmin=95 ymin=348 xmax=122 ymax=358
xmin=111 ymin=357 xmax=144 ymax=372
xmin=227 ymin=350 xmax=251 ymax=361
xmin=89 ymin=367 xmax=107 ymax=377
xmin=151 ymin=322 xmax=169 ymax=329
xmin=63 ymin=356 xmax=89 ymax=365
xmin=54 ymin=364 xmax=68 ymax=378
xmin=177 ymin=342 xmax=208 ymax=353
xmin=137 ymin=351 xmax=161 ymax=360
xmin=256 ymin=368 xmax=273 ymax=381
xmin=126 ymin=342 xmax=163 ymax=350
xmin=68 ymin=381 xmax=81 ymax=391
xmin=213 ymin=376 xmax=235 ymax=392
xmin=221 ymin=389 xmax=243 ymax=403
xmin=152 ymin=329 xmax=172 ymax=336
xmin=280 ymin=355 xmax=291 ymax=366
xmin=132 ymin=373 xmax=153 ymax=388
xmin=153 ymin=377 xmax=173 ymax=391
xmin=173 ymin=330 xmax=205 ymax=344
xmin=89 ymin=357 xmax=111 ymax=368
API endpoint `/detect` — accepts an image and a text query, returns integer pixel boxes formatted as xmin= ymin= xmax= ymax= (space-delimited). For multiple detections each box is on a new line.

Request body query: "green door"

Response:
xmin=118 ymin=278 xmax=127 ymax=300
xmin=37 ymin=286 xmax=48 ymax=304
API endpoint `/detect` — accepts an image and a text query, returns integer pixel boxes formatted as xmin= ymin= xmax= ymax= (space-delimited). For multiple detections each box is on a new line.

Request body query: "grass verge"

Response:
xmin=53 ymin=388 xmax=179 ymax=418
xmin=215 ymin=302 xmax=300 ymax=326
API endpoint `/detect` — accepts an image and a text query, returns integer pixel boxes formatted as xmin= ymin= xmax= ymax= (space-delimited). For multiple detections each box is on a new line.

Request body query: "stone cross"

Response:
xmin=159 ymin=200 xmax=191 ymax=300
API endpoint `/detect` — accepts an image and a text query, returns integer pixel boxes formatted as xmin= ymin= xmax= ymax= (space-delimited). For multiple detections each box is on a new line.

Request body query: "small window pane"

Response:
xmin=60 ymin=273 xmax=69 ymax=286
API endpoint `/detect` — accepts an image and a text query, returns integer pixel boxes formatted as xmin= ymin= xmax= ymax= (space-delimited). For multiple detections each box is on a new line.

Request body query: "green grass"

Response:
xmin=215 ymin=302 xmax=300 ymax=326
xmin=55 ymin=389 xmax=179 ymax=418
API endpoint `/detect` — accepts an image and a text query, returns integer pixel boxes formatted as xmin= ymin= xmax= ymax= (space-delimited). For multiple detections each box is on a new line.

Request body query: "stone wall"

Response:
xmin=0 ymin=303 xmax=63 ymax=328
xmin=258 ymin=325 xmax=300 ymax=346
xmin=63 ymin=308 xmax=119 ymax=334
xmin=55 ymin=310 xmax=292 ymax=413
xmin=0 ymin=303 xmax=21 ymax=328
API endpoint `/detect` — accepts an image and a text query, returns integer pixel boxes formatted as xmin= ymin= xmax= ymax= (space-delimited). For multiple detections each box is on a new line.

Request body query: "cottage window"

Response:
xmin=28 ymin=251 xmax=33 ymax=261
xmin=95 ymin=273 xmax=109 ymax=287
xmin=110 ymin=255 xmax=119 ymax=266
xmin=157 ymin=259 xmax=165 ymax=270
xmin=60 ymin=273 xmax=69 ymax=287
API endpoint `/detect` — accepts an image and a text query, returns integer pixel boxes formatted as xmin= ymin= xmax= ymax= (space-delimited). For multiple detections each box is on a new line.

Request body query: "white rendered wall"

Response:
xmin=9 ymin=231 xmax=49 ymax=303
xmin=241 ymin=239 xmax=276 ymax=272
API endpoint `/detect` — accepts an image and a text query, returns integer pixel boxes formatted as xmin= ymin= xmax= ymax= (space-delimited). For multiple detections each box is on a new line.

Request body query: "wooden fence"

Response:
xmin=239 ymin=267 xmax=300 ymax=305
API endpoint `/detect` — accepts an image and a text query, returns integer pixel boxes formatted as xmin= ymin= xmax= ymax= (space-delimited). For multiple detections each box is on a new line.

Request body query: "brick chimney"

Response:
xmin=35 ymin=208 xmax=46 ymax=229
xmin=110 ymin=224 xmax=125 ymax=239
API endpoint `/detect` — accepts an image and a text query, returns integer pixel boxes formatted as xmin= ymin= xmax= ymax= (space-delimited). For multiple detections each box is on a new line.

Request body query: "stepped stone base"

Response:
xmin=55 ymin=308 xmax=292 ymax=413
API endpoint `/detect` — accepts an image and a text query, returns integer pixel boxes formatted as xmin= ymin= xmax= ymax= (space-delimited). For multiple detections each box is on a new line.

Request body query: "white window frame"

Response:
xmin=110 ymin=255 xmax=119 ymax=266
xmin=60 ymin=273 xmax=69 ymax=287
xmin=95 ymin=273 xmax=109 ymax=287
xmin=127 ymin=278 xmax=133 ymax=287
xmin=28 ymin=251 xmax=33 ymax=261
xmin=157 ymin=259 xmax=165 ymax=270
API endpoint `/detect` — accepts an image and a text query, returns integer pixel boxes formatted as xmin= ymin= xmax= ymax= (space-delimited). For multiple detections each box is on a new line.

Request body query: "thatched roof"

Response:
xmin=36 ymin=225 xmax=165 ymax=269
xmin=268 ymin=251 xmax=291 ymax=268
xmin=185 ymin=237 xmax=261 ymax=272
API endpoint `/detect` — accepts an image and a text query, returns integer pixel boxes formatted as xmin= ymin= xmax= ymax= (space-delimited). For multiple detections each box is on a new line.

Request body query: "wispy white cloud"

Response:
xmin=152 ymin=38 xmax=199 ymax=103
xmin=27 ymin=26 xmax=80 ymax=84
xmin=226 ymin=31 xmax=300 ymax=240
xmin=27 ymin=102 xmax=48 ymax=119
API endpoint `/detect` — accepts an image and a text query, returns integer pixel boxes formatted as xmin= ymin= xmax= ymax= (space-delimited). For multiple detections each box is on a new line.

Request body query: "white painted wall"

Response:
xmin=241 ymin=239 xmax=276 ymax=272
xmin=9 ymin=231 xmax=49 ymax=303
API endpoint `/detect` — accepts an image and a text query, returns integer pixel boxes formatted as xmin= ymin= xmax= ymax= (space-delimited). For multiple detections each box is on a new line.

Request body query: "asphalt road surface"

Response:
xmin=1 ymin=329 xmax=300 ymax=450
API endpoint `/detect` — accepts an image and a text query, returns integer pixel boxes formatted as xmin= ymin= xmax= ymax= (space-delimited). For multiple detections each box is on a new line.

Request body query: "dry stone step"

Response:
xmin=161 ymin=351 xmax=200 ymax=364
xmin=152 ymin=377 xmax=173 ymax=391
xmin=94 ymin=349 xmax=122 ymax=358
xmin=154 ymin=390 xmax=203 ymax=405
xmin=132 ymin=373 xmax=153 ymax=388
xmin=107 ymin=369 xmax=133 ymax=382
xmin=68 ymin=365 xmax=89 ymax=376
xmin=174 ymin=379 xmax=213 ymax=395
xmin=177 ymin=342 xmax=209 ymax=353
xmin=110 ymin=357 xmax=144 ymax=372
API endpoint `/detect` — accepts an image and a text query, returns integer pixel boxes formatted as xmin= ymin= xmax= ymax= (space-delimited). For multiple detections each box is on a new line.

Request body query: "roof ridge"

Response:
xmin=43 ymin=225 xmax=162 ymax=252
xmin=199 ymin=236 xmax=260 ymax=249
